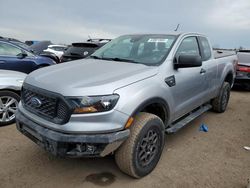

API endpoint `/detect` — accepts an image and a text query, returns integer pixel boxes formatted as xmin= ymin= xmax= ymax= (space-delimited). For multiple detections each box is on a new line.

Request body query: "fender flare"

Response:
xmin=131 ymin=97 xmax=170 ymax=125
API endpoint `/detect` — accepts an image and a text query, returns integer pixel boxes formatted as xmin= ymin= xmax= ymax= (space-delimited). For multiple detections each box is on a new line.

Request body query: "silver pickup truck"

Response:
xmin=16 ymin=33 xmax=237 ymax=178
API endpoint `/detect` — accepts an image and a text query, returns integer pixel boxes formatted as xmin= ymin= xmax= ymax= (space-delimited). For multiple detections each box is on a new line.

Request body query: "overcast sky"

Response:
xmin=0 ymin=0 xmax=250 ymax=48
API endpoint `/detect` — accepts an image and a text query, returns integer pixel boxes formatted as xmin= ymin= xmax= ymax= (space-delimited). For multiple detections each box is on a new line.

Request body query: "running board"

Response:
xmin=166 ymin=104 xmax=212 ymax=133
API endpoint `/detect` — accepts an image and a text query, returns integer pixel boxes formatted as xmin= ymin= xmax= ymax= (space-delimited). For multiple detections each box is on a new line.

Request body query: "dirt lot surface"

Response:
xmin=0 ymin=90 xmax=249 ymax=188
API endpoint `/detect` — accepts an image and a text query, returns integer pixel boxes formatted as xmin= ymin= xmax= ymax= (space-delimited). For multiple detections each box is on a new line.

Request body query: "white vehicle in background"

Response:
xmin=43 ymin=44 xmax=67 ymax=59
xmin=0 ymin=70 xmax=26 ymax=126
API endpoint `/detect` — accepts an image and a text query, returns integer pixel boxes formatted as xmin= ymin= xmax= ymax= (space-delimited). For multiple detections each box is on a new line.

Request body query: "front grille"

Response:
xmin=21 ymin=85 xmax=72 ymax=124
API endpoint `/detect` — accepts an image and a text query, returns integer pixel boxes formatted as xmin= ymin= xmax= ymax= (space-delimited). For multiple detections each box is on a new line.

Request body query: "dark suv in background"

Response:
xmin=60 ymin=38 xmax=111 ymax=62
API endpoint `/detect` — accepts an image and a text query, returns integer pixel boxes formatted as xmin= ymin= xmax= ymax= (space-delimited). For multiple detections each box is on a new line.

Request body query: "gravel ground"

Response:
xmin=0 ymin=90 xmax=249 ymax=188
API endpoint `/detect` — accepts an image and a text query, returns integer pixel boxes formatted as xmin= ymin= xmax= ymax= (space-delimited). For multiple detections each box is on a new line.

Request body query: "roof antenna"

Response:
xmin=174 ymin=24 xmax=180 ymax=32
xmin=88 ymin=35 xmax=92 ymax=42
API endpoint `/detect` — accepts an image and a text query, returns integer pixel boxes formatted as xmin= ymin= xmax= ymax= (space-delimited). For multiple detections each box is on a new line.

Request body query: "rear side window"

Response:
xmin=200 ymin=37 xmax=211 ymax=60
xmin=0 ymin=42 xmax=22 ymax=56
xmin=176 ymin=37 xmax=200 ymax=57
xmin=64 ymin=46 xmax=98 ymax=57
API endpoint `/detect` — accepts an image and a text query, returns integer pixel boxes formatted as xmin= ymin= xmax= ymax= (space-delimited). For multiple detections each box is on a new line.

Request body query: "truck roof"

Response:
xmin=122 ymin=32 xmax=205 ymax=36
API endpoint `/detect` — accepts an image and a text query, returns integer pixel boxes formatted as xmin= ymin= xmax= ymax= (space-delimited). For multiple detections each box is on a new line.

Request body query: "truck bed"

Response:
xmin=213 ymin=50 xmax=236 ymax=59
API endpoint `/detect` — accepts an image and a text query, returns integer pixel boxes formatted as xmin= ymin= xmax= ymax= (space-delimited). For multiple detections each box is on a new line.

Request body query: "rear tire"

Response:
xmin=211 ymin=82 xmax=231 ymax=113
xmin=115 ymin=112 xmax=165 ymax=178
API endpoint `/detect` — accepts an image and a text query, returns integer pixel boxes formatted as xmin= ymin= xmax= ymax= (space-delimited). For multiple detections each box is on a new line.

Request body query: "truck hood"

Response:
xmin=25 ymin=59 xmax=158 ymax=96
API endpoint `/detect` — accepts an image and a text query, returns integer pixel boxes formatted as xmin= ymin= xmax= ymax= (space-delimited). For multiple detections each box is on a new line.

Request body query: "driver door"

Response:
xmin=170 ymin=36 xmax=207 ymax=120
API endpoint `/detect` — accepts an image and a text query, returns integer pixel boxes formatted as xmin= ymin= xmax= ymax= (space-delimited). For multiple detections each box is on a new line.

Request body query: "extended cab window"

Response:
xmin=176 ymin=37 xmax=200 ymax=57
xmin=0 ymin=42 xmax=22 ymax=56
xmin=200 ymin=37 xmax=211 ymax=60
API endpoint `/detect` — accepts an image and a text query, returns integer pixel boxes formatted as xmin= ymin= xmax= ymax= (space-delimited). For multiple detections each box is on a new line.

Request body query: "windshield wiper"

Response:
xmin=89 ymin=55 xmax=146 ymax=65
xmin=89 ymin=55 xmax=102 ymax=59
xmin=105 ymin=57 xmax=138 ymax=63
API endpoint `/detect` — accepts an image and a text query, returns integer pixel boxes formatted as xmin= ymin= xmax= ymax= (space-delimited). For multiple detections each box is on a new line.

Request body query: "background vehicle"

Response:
xmin=61 ymin=39 xmax=111 ymax=62
xmin=16 ymin=33 xmax=236 ymax=178
xmin=43 ymin=44 xmax=68 ymax=59
xmin=234 ymin=50 xmax=250 ymax=90
xmin=0 ymin=39 xmax=56 ymax=74
xmin=24 ymin=40 xmax=40 ymax=46
xmin=0 ymin=70 xmax=26 ymax=126
xmin=29 ymin=41 xmax=60 ymax=63
xmin=29 ymin=41 xmax=53 ymax=54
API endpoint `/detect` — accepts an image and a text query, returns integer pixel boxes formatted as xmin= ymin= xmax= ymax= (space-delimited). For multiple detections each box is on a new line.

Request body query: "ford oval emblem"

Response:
xmin=30 ymin=97 xmax=42 ymax=108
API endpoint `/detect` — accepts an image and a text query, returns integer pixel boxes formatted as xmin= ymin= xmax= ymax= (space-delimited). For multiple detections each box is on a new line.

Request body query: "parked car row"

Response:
xmin=0 ymin=37 xmax=112 ymax=75
xmin=60 ymin=39 xmax=111 ymax=62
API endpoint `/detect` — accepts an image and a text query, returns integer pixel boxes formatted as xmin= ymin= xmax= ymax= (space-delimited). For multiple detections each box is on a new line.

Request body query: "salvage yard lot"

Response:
xmin=0 ymin=90 xmax=249 ymax=188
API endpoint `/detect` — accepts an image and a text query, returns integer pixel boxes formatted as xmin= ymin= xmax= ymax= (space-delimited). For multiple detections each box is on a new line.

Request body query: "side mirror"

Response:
xmin=174 ymin=54 xmax=202 ymax=68
xmin=17 ymin=51 xmax=28 ymax=59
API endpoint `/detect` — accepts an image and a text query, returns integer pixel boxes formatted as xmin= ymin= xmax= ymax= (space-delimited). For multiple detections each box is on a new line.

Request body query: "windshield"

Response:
xmin=91 ymin=35 xmax=176 ymax=65
xmin=11 ymin=41 xmax=30 ymax=50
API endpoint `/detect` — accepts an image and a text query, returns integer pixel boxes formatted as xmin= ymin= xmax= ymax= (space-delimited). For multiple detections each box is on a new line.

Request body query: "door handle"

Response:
xmin=0 ymin=61 xmax=6 ymax=64
xmin=200 ymin=68 xmax=206 ymax=74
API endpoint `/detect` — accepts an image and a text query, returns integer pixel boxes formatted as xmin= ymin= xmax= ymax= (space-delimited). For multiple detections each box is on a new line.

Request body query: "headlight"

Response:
xmin=69 ymin=94 xmax=119 ymax=114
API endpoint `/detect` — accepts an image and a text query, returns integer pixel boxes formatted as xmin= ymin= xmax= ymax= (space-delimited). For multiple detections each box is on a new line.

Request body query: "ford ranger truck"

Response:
xmin=16 ymin=33 xmax=237 ymax=178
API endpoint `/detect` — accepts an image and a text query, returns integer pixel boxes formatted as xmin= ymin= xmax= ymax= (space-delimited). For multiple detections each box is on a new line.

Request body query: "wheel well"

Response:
xmin=0 ymin=89 xmax=20 ymax=96
xmin=224 ymin=72 xmax=234 ymax=87
xmin=140 ymin=103 xmax=167 ymax=124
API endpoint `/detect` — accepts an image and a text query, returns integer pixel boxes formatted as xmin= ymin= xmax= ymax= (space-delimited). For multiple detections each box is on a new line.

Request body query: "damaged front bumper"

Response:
xmin=15 ymin=110 xmax=130 ymax=157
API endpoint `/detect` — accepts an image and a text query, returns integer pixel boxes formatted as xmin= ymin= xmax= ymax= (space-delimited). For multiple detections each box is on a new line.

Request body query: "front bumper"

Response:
xmin=16 ymin=110 xmax=130 ymax=157
xmin=235 ymin=71 xmax=250 ymax=84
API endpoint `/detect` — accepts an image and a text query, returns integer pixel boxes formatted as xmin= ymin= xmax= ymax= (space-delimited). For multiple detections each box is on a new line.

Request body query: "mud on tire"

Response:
xmin=115 ymin=112 xmax=165 ymax=178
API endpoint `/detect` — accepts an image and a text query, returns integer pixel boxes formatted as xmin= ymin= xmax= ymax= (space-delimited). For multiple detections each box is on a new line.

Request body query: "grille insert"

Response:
xmin=21 ymin=85 xmax=72 ymax=124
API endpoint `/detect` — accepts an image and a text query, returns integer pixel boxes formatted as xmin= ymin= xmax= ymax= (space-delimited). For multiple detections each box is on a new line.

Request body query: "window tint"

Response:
xmin=64 ymin=46 xmax=98 ymax=57
xmin=176 ymin=37 xmax=200 ymax=56
xmin=200 ymin=37 xmax=211 ymax=60
xmin=0 ymin=42 xmax=22 ymax=56
xmin=103 ymin=38 xmax=133 ymax=58
xmin=51 ymin=47 xmax=65 ymax=51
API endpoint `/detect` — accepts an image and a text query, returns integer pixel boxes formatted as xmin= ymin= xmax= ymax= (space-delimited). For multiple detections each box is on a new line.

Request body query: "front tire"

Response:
xmin=115 ymin=112 xmax=165 ymax=178
xmin=0 ymin=91 xmax=20 ymax=126
xmin=211 ymin=82 xmax=231 ymax=113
